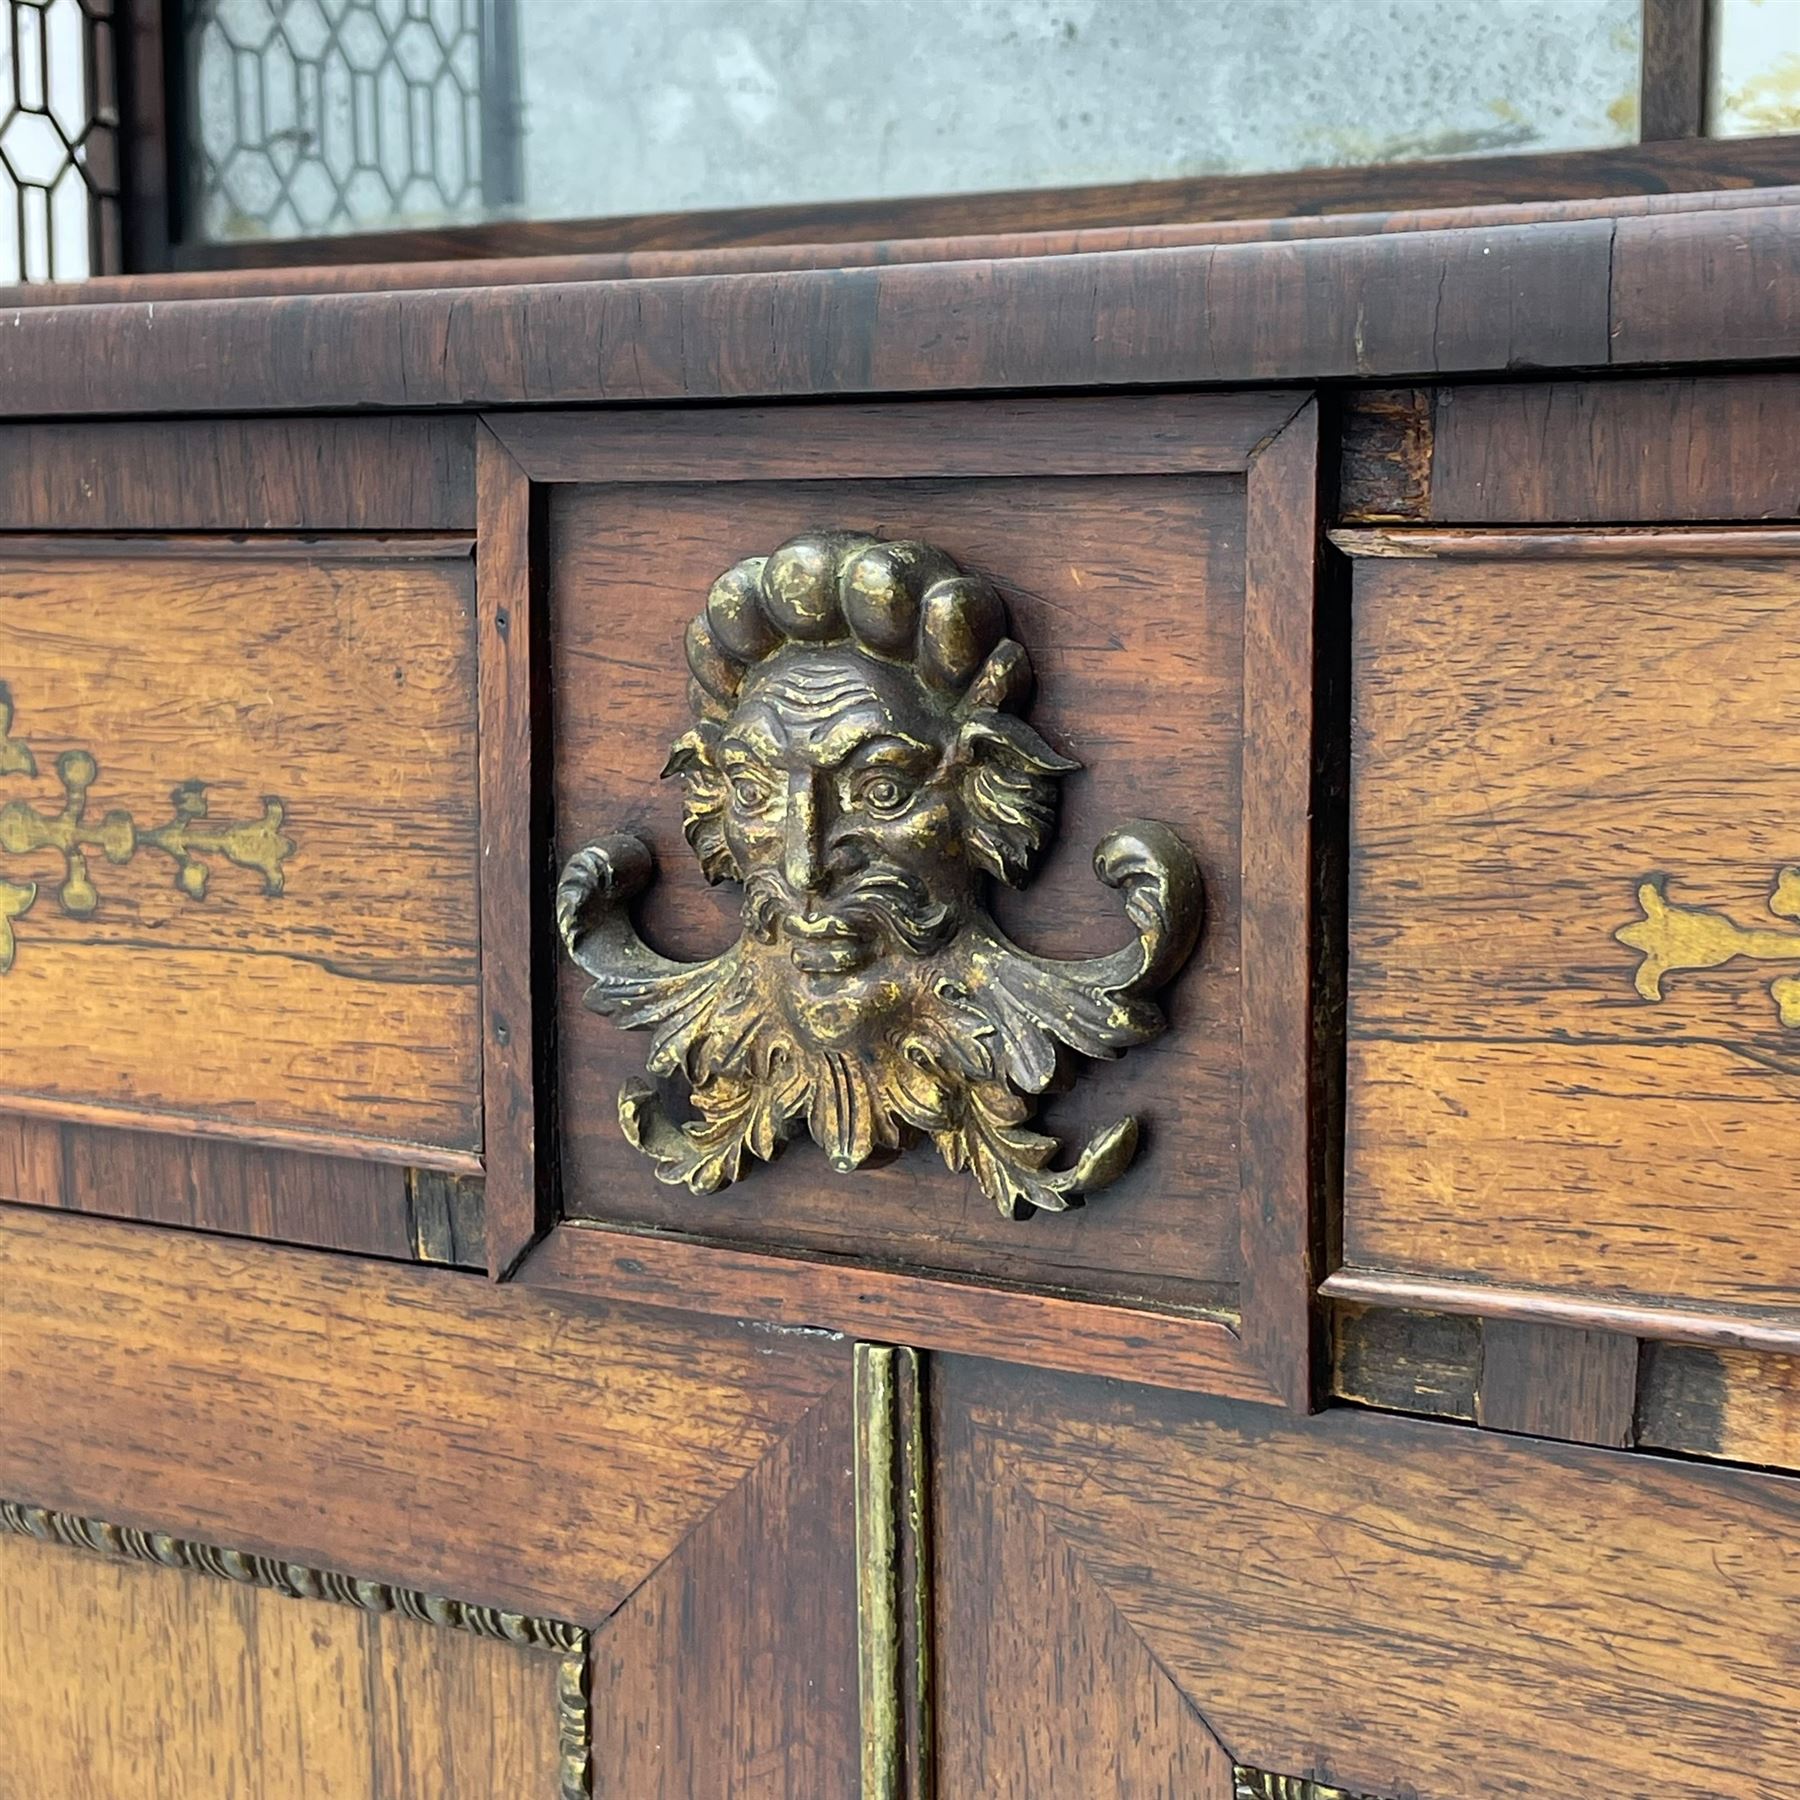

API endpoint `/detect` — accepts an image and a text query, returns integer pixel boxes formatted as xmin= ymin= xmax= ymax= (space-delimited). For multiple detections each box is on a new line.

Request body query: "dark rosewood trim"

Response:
xmin=115 ymin=0 xmax=175 ymax=274
xmin=1238 ymin=401 xmax=1324 ymax=1409
xmin=1321 ymin=1267 xmax=1800 ymax=1355
xmin=23 ymin=181 xmax=1794 ymax=310
xmin=485 ymin=392 xmax=1309 ymax=484
xmin=1342 ymin=378 xmax=1800 ymax=527
xmin=0 ymin=1090 xmax=483 ymax=1175
xmin=516 ymin=1222 xmax=1277 ymax=1402
xmin=0 ymin=419 xmax=475 ymax=531
xmin=7 ymin=199 xmax=1794 ymax=417
xmin=475 ymin=427 xmax=553 ymax=1277
xmin=1332 ymin=527 xmax=1800 ymax=558
xmin=1476 ymin=1319 xmax=1639 ymax=1448
xmin=158 ymin=134 xmax=1800 ymax=270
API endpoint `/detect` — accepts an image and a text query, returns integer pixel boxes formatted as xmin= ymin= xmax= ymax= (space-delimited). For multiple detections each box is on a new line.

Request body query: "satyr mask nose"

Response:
xmin=783 ymin=769 xmax=825 ymax=894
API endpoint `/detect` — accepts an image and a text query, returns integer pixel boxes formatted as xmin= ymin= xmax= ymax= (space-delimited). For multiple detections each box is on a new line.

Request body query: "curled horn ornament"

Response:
xmin=556 ymin=532 xmax=1204 ymax=1220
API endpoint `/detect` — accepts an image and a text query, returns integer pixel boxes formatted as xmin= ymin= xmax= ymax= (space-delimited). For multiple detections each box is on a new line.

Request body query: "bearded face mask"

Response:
xmin=555 ymin=531 xmax=1204 ymax=1220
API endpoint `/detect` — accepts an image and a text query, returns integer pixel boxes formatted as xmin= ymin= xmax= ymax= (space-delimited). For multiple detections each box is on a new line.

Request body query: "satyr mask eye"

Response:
xmin=851 ymin=772 xmax=913 ymax=818
xmin=728 ymin=768 xmax=775 ymax=813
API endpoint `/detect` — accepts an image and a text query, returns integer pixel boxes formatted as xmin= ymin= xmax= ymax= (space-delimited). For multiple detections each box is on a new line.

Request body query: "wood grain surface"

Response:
xmin=551 ymin=475 xmax=1244 ymax=1312
xmin=1637 ymin=1342 xmax=1800 ymax=1469
xmin=1344 ymin=534 xmax=1800 ymax=1315
xmin=934 ymin=1445 xmax=1235 ymax=1799
xmin=1332 ymin=1302 xmax=1800 ymax=1472
xmin=0 ymin=1529 xmax=564 ymax=1800
xmin=1341 ymin=377 xmax=1800 ymax=525
xmin=587 ymin=1391 xmax=859 ymax=1798
xmin=474 ymin=427 xmax=554 ymax=1275
xmin=0 ymin=417 xmax=474 ymax=531
xmin=1476 ymin=1319 xmax=1638 ymax=1447
xmin=938 ymin=1355 xmax=1800 ymax=1800
xmin=0 ymin=538 xmax=481 ymax=1157
xmin=0 ymin=1205 xmax=849 ymax=1627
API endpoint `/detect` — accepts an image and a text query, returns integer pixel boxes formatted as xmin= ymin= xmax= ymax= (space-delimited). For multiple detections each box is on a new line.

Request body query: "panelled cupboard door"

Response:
xmin=1337 ymin=528 xmax=1800 ymax=1344
xmin=934 ymin=1355 xmax=1800 ymax=1800
xmin=0 ymin=1207 xmax=863 ymax=1799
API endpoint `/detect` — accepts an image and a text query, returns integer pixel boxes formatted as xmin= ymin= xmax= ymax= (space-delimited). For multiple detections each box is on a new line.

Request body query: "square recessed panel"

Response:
xmin=552 ymin=476 xmax=1246 ymax=1312
xmin=0 ymin=539 xmax=481 ymax=1155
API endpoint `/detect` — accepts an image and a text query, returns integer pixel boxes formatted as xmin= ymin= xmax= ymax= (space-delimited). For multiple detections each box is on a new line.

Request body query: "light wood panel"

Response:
xmin=0 ymin=1529 xmax=563 ymax=1800
xmin=0 ymin=539 xmax=480 ymax=1158
xmin=939 ymin=1356 xmax=1800 ymax=1800
xmin=1343 ymin=535 xmax=1800 ymax=1316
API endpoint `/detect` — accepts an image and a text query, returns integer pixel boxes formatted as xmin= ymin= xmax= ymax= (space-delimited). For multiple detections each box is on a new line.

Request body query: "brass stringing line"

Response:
xmin=0 ymin=1499 xmax=592 ymax=1800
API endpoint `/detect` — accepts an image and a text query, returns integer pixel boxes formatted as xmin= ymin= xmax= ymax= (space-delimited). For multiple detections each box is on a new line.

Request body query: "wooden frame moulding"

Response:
xmin=497 ymin=393 xmax=1328 ymax=1408
xmin=5 ymin=190 xmax=1800 ymax=413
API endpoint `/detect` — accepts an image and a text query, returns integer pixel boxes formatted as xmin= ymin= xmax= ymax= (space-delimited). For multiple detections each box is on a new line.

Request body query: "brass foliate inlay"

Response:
xmin=1617 ymin=868 xmax=1800 ymax=1026
xmin=0 ymin=679 xmax=293 ymax=972
xmin=557 ymin=532 xmax=1204 ymax=1220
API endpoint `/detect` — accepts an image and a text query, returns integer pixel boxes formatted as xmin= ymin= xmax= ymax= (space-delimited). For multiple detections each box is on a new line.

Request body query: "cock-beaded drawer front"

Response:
xmin=0 ymin=537 xmax=482 ymax=1157
xmin=1339 ymin=527 xmax=1800 ymax=1325
xmin=539 ymin=390 xmax=1320 ymax=1365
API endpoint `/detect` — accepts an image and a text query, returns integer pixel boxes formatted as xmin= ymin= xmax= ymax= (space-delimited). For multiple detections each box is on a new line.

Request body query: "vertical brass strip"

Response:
xmin=896 ymin=1346 xmax=934 ymax=1800
xmin=855 ymin=1342 xmax=902 ymax=1800
xmin=558 ymin=1642 xmax=592 ymax=1800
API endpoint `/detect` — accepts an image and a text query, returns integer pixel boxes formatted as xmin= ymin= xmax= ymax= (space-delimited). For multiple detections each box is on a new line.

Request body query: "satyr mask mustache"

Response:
xmin=743 ymin=861 xmax=958 ymax=972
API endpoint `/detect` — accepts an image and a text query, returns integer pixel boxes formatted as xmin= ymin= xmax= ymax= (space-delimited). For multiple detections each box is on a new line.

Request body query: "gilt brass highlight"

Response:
xmin=0 ymin=679 xmax=294 ymax=972
xmin=856 ymin=1344 xmax=903 ymax=1800
xmin=557 ymin=533 xmax=1203 ymax=1219
xmin=0 ymin=1498 xmax=592 ymax=1800
xmin=1617 ymin=869 xmax=1800 ymax=1026
xmin=854 ymin=1342 xmax=932 ymax=1800
xmin=1235 ymin=1769 xmax=1396 ymax=1800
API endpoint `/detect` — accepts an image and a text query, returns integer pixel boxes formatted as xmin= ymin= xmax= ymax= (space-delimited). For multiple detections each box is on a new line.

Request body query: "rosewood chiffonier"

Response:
xmin=0 ymin=186 xmax=1797 ymax=1797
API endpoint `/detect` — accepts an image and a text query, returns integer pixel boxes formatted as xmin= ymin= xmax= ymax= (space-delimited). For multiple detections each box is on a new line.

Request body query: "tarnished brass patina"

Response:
xmin=556 ymin=532 xmax=1203 ymax=1219
xmin=1617 ymin=868 xmax=1800 ymax=1027
xmin=0 ymin=679 xmax=293 ymax=973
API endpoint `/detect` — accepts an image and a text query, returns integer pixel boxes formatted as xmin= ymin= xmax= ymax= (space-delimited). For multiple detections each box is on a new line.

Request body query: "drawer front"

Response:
xmin=0 ymin=537 xmax=481 ymax=1159
xmin=515 ymin=394 xmax=1324 ymax=1401
xmin=1341 ymin=527 xmax=1800 ymax=1328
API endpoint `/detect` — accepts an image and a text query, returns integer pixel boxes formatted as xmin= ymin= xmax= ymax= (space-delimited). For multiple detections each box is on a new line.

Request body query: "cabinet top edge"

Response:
xmin=0 ymin=195 xmax=1792 ymax=419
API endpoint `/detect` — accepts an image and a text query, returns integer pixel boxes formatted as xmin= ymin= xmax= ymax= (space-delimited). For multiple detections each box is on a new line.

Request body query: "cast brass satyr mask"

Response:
xmin=556 ymin=532 xmax=1203 ymax=1219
